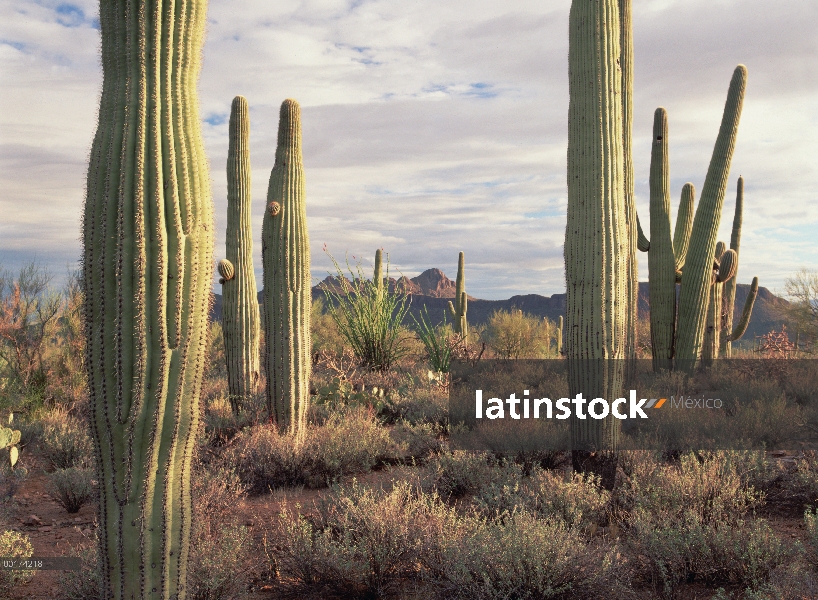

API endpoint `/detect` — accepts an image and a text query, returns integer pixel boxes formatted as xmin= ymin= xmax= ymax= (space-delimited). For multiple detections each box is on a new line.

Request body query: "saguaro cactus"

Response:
xmin=565 ymin=0 xmax=629 ymax=453
xmin=702 ymin=242 xmax=738 ymax=365
xmin=262 ymin=99 xmax=311 ymax=437
xmin=447 ymin=252 xmax=468 ymax=339
xmin=647 ymin=108 xmax=676 ymax=371
xmin=675 ymin=65 xmax=747 ymax=369
xmin=720 ymin=177 xmax=757 ymax=356
xmin=82 ymin=1 xmax=214 ymax=597
xmin=220 ymin=96 xmax=261 ymax=414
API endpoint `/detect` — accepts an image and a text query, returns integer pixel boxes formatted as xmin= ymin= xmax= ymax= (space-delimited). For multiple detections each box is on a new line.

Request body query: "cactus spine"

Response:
xmin=221 ymin=96 xmax=261 ymax=414
xmin=82 ymin=1 xmax=214 ymax=596
xmin=565 ymin=0 xmax=628 ymax=452
xmin=447 ymin=252 xmax=468 ymax=339
xmin=675 ymin=65 xmax=747 ymax=369
xmin=262 ymin=99 xmax=311 ymax=438
xmin=647 ymin=108 xmax=676 ymax=371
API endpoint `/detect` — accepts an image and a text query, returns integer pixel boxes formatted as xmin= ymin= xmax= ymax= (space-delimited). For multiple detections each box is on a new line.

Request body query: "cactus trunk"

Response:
xmin=565 ymin=0 xmax=628 ymax=453
xmin=720 ymin=177 xmax=743 ymax=357
xmin=221 ymin=96 xmax=261 ymax=413
xmin=262 ymin=99 xmax=311 ymax=438
xmin=647 ymin=108 xmax=676 ymax=371
xmin=447 ymin=252 xmax=468 ymax=339
xmin=82 ymin=0 xmax=213 ymax=597
xmin=675 ymin=65 xmax=747 ymax=370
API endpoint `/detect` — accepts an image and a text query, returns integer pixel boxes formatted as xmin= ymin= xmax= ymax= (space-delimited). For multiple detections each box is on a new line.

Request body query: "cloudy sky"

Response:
xmin=1 ymin=0 xmax=816 ymax=299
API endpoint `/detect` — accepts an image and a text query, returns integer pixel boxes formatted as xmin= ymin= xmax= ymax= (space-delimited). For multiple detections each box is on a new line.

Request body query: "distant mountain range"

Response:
xmin=211 ymin=268 xmax=789 ymax=347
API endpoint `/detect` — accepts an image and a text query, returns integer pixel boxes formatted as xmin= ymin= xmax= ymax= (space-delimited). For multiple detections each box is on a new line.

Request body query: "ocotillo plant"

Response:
xmin=565 ymin=0 xmax=629 ymax=456
xmin=262 ymin=99 xmax=311 ymax=438
xmin=82 ymin=1 xmax=214 ymax=597
xmin=221 ymin=96 xmax=261 ymax=414
xmin=720 ymin=177 xmax=757 ymax=356
xmin=557 ymin=315 xmax=563 ymax=356
xmin=675 ymin=65 xmax=748 ymax=370
xmin=447 ymin=251 xmax=468 ymax=339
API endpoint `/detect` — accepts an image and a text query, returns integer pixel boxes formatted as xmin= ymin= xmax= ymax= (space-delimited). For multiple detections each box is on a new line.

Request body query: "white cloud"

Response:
xmin=0 ymin=0 xmax=815 ymax=299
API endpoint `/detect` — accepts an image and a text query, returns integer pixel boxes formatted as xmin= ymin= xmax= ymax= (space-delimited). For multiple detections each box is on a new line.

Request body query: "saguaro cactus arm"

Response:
xmin=636 ymin=215 xmax=650 ymax=252
xmin=673 ymin=183 xmax=696 ymax=271
xmin=720 ymin=177 xmax=744 ymax=355
xmin=83 ymin=1 xmax=214 ymax=597
xmin=675 ymin=65 xmax=748 ymax=368
xmin=728 ymin=276 xmax=758 ymax=342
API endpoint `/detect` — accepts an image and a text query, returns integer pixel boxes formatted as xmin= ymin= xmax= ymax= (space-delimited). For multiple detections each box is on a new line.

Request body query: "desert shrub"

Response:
xmin=40 ymin=408 xmax=94 ymax=470
xmin=0 ymin=529 xmax=35 ymax=591
xmin=781 ymin=454 xmax=818 ymax=508
xmin=186 ymin=459 xmax=251 ymax=600
xmin=424 ymin=450 xmax=503 ymax=498
xmin=321 ymin=253 xmax=411 ymax=372
xmin=475 ymin=469 xmax=610 ymax=529
xmin=277 ymin=480 xmax=440 ymax=597
xmin=47 ymin=467 xmax=95 ymax=513
xmin=482 ymin=310 xmax=556 ymax=359
xmin=225 ymin=407 xmax=402 ymax=491
xmin=0 ymin=464 xmax=27 ymax=501
xmin=431 ymin=510 xmax=618 ymax=599
xmin=617 ymin=451 xmax=761 ymax=525
xmin=630 ymin=510 xmax=795 ymax=598
xmin=57 ymin=534 xmax=101 ymax=600
xmin=311 ymin=297 xmax=347 ymax=359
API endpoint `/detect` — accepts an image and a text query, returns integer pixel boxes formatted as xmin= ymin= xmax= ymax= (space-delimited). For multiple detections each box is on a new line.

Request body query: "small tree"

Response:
xmin=783 ymin=268 xmax=818 ymax=349
xmin=0 ymin=262 xmax=62 ymax=394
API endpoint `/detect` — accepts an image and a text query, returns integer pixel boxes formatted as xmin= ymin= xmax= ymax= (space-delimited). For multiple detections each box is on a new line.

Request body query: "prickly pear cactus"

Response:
xmin=221 ymin=96 xmax=261 ymax=414
xmin=0 ymin=414 xmax=21 ymax=468
xmin=82 ymin=1 xmax=214 ymax=597
xmin=447 ymin=252 xmax=468 ymax=339
xmin=262 ymin=99 xmax=311 ymax=438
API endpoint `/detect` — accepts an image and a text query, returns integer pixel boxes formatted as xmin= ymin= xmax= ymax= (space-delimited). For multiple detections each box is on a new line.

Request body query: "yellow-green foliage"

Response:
xmin=483 ymin=310 xmax=557 ymax=359
xmin=0 ymin=530 xmax=34 ymax=591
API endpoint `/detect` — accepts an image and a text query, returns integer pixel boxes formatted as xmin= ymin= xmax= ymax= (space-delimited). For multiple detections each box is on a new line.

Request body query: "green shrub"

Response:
xmin=40 ymin=408 xmax=94 ymax=470
xmin=483 ymin=310 xmax=557 ymax=359
xmin=47 ymin=467 xmax=95 ymax=513
xmin=311 ymin=297 xmax=347 ymax=359
xmin=225 ymin=407 xmax=403 ymax=491
xmin=0 ymin=529 xmax=35 ymax=592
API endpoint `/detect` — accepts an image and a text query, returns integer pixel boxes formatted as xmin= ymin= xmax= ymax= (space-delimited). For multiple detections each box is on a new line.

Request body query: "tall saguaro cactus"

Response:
xmin=647 ymin=108 xmax=677 ymax=371
xmin=82 ymin=1 xmax=214 ymax=597
xmin=565 ymin=0 xmax=629 ymax=453
xmin=220 ymin=96 xmax=261 ymax=414
xmin=447 ymin=251 xmax=468 ymax=339
xmin=262 ymin=99 xmax=311 ymax=438
xmin=675 ymin=65 xmax=747 ymax=369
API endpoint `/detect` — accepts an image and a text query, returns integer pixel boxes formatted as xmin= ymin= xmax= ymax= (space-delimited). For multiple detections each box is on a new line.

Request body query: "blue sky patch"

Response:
xmin=203 ymin=113 xmax=227 ymax=127
xmin=55 ymin=3 xmax=86 ymax=28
